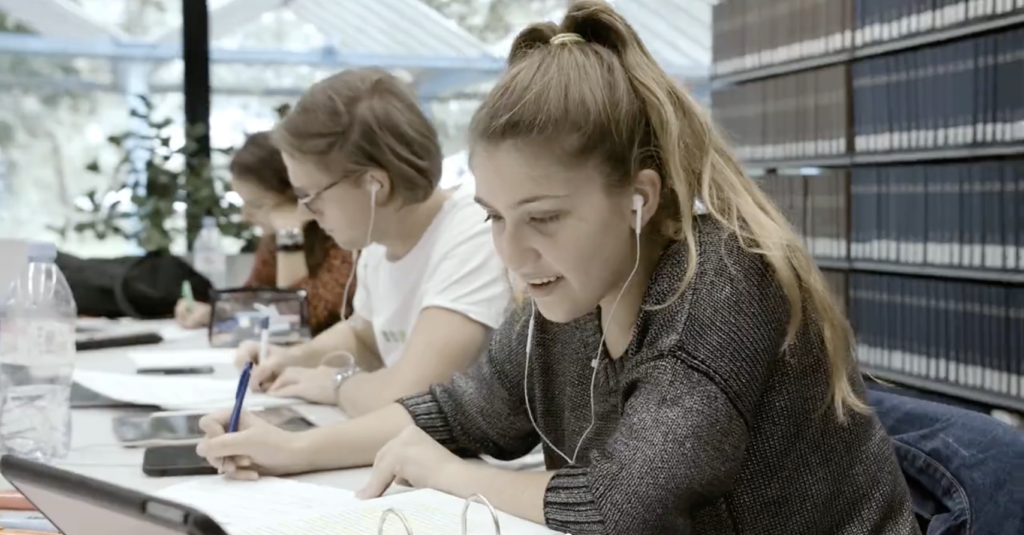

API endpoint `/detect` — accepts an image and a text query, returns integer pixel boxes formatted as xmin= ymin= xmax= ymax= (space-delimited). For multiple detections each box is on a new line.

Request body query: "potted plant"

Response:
xmin=56 ymin=95 xmax=257 ymax=252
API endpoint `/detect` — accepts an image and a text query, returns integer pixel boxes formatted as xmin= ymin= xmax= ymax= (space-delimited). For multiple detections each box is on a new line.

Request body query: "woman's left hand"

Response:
xmin=265 ymin=365 xmax=338 ymax=405
xmin=357 ymin=426 xmax=468 ymax=499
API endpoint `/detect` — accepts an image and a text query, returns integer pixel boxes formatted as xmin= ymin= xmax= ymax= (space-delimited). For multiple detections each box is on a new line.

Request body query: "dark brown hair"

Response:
xmin=271 ymin=68 xmax=443 ymax=205
xmin=470 ymin=0 xmax=866 ymax=420
xmin=230 ymin=131 xmax=334 ymax=275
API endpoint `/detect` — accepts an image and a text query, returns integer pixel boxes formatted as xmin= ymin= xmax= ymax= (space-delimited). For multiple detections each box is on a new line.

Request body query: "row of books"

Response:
xmin=857 ymin=0 xmax=1024 ymax=46
xmin=713 ymin=66 xmax=849 ymax=161
xmin=759 ymin=161 xmax=1024 ymax=272
xmin=713 ymin=0 xmax=1024 ymax=76
xmin=712 ymin=0 xmax=853 ymax=75
xmin=760 ymin=170 xmax=850 ymax=259
xmin=712 ymin=24 xmax=1024 ymax=161
xmin=850 ymin=161 xmax=1024 ymax=271
xmin=849 ymin=271 xmax=1024 ymax=399
xmin=853 ymin=26 xmax=1024 ymax=153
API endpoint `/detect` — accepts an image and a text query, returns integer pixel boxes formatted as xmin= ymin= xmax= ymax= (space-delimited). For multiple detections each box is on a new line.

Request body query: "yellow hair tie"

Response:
xmin=550 ymin=33 xmax=585 ymax=45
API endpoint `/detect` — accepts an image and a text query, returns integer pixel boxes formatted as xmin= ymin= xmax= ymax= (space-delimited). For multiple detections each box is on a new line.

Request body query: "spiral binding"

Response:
xmin=377 ymin=508 xmax=414 ymax=534
xmin=461 ymin=494 xmax=501 ymax=535
xmin=375 ymin=494 xmax=502 ymax=535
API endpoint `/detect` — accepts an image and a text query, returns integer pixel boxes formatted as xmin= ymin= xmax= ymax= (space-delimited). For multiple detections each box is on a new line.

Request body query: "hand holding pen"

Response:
xmin=218 ymin=317 xmax=265 ymax=475
xmin=197 ymin=316 xmax=313 ymax=479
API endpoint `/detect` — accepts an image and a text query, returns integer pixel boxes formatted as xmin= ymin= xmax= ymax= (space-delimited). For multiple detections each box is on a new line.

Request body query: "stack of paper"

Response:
xmin=126 ymin=348 xmax=236 ymax=371
xmin=156 ymin=477 xmax=562 ymax=535
xmin=72 ymin=369 xmax=298 ymax=410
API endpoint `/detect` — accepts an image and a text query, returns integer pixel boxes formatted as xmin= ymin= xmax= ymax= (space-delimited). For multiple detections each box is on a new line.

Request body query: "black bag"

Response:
xmin=56 ymin=251 xmax=214 ymax=319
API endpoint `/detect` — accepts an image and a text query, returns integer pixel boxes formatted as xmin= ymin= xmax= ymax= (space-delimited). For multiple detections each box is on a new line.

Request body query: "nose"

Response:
xmin=494 ymin=222 xmax=537 ymax=275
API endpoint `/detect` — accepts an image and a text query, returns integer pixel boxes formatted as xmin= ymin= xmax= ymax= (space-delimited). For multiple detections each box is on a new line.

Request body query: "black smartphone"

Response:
xmin=142 ymin=444 xmax=219 ymax=477
xmin=137 ymin=366 xmax=215 ymax=376
xmin=112 ymin=407 xmax=315 ymax=447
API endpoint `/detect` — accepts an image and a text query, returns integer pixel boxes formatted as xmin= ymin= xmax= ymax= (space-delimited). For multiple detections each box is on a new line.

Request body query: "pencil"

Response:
xmin=181 ymin=280 xmax=195 ymax=314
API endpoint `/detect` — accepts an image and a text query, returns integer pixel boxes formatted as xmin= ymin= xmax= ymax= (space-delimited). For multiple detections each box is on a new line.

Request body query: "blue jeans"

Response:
xmin=866 ymin=387 xmax=1024 ymax=535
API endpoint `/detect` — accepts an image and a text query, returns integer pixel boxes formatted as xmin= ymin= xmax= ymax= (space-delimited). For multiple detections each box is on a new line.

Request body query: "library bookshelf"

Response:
xmin=711 ymin=0 xmax=1024 ymax=413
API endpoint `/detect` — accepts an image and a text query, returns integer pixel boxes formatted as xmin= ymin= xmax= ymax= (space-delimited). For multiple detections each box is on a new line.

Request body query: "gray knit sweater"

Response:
xmin=400 ymin=217 xmax=920 ymax=535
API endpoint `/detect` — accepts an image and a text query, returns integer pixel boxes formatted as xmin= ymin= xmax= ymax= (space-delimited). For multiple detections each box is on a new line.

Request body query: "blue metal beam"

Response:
xmin=0 ymin=33 xmax=507 ymax=73
xmin=415 ymin=70 xmax=499 ymax=100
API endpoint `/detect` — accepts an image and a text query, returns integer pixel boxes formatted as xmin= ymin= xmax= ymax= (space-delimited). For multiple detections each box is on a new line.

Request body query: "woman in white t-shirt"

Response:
xmin=233 ymin=68 xmax=509 ymax=417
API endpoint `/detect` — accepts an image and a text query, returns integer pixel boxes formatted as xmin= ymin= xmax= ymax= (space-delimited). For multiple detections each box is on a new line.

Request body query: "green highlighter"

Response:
xmin=181 ymin=280 xmax=194 ymax=314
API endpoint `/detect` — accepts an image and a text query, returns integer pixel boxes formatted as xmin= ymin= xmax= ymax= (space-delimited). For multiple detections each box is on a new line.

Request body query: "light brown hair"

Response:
xmin=470 ymin=0 xmax=867 ymax=420
xmin=271 ymin=68 xmax=443 ymax=204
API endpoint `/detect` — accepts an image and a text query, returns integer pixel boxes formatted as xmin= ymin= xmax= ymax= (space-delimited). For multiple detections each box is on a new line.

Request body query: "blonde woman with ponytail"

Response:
xmin=196 ymin=2 xmax=920 ymax=533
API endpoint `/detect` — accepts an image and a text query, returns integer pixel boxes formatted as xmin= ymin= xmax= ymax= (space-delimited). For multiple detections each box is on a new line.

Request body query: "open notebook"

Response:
xmin=156 ymin=477 xmax=563 ymax=535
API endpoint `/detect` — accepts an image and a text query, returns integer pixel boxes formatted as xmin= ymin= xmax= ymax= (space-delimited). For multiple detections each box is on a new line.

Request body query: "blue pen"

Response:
xmin=228 ymin=317 xmax=268 ymax=433
xmin=228 ymin=361 xmax=253 ymax=433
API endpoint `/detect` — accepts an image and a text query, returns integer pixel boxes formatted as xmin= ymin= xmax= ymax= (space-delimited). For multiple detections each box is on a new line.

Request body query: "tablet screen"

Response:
xmin=113 ymin=407 xmax=314 ymax=445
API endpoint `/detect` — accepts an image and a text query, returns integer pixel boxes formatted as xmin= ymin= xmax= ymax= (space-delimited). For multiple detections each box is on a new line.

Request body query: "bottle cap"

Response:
xmin=26 ymin=241 xmax=57 ymax=262
xmin=202 ymin=216 xmax=217 ymax=228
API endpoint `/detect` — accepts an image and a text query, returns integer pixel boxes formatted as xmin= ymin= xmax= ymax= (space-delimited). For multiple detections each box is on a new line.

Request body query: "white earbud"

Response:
xmin=632 ymin=193 xmax=643 ymax=235
xmin=366 ymin=180 xmax=379 ymax=245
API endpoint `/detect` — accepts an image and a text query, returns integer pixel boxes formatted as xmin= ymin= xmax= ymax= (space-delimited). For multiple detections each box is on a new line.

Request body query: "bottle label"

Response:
xmin=193 ymin=253 xmax=227 ymax=273
xmin=0 ymin=319 xmax=74 ymax=365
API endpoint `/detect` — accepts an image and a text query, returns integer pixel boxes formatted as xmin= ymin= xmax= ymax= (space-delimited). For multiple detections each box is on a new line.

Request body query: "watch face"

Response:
xmin=333 ymin=367 xmax=356 ymax=390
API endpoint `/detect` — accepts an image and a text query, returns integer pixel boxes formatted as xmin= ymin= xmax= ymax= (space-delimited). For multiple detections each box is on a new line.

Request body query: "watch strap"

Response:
xmin=275 ymin=227 xmax=305 ymax=251
xmin=333 ymin=365 xmax=360 ymax=391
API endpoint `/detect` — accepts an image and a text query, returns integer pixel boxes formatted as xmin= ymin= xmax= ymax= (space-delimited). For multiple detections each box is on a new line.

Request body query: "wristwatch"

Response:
xmin=275 ymin=227 xmax=304 ymax=252
xmin=330 ymin=352 xmax=360 ymax=393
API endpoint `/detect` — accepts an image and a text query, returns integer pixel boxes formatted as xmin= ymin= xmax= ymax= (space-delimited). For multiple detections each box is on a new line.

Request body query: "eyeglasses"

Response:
xmin=297 ymin=180 xmax=345 ymax=214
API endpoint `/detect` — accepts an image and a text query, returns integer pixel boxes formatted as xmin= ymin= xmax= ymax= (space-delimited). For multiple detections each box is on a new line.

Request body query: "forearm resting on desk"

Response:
xmin=443 ymin=463 xmax=552 ymax=526
xmin=336 ymin=307 xmax=488 ymax=416
xmin=294 ymin=317 xmax=382 ymax=370
xmin=297 ymin=403 xmax=414 ymax=471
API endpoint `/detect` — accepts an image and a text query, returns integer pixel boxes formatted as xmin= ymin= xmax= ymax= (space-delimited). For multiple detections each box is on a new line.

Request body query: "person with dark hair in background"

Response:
xmin=174 ymin=131 xmax=355 ymax=335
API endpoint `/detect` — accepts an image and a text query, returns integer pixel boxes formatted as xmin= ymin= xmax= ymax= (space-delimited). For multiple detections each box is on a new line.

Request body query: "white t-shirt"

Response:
xmin=352 ymin=190 xmax=510 ymax=367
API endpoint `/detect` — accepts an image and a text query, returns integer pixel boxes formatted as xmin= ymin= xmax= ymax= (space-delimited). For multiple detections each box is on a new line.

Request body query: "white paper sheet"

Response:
xmin=157 ymin=478 xmax=560 ymax=535
xmin=71 ymin=369 xmax=298 ymax=410
xmin=127 ymin=348 xmax=236 ymax=370
xmin=156 ymin=477 xmax=359 ymax=533
xmin=157 ymin=324 xmax=208 ymax=342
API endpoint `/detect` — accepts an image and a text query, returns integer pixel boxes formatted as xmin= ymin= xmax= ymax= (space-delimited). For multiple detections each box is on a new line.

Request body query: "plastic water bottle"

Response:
xmin=193 ymin=215 xmax=227 ymax=288
xmin=0 ymin=241 xmax=76 ymax=463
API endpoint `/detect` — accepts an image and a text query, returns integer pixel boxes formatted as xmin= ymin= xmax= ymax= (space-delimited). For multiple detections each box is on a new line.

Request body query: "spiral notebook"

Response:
xmin=156 ymin=477 xmax=563 ymax=534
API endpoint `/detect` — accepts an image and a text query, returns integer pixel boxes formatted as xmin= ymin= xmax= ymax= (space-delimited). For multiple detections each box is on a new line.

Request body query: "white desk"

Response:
xmin=1 ymin=320 xmax=376 ymax=495
xmin=5 ymin=319 xmax=544 ymax=496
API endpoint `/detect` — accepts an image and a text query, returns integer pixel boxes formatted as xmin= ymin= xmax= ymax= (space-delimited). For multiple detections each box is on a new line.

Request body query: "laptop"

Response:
xmin=0 ymin=455 xmax=228 ymax=535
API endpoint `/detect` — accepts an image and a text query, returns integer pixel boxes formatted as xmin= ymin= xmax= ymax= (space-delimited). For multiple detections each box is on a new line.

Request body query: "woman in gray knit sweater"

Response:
xmin=197 ymin=2 xmax=921 ymax=533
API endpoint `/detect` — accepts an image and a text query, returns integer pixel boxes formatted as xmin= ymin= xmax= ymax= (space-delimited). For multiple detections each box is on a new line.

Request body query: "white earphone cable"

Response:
xmin=340 ymin=183 xmax=378 ymax=320
xmin=523 ymin=200 xmax=642 ymax=466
